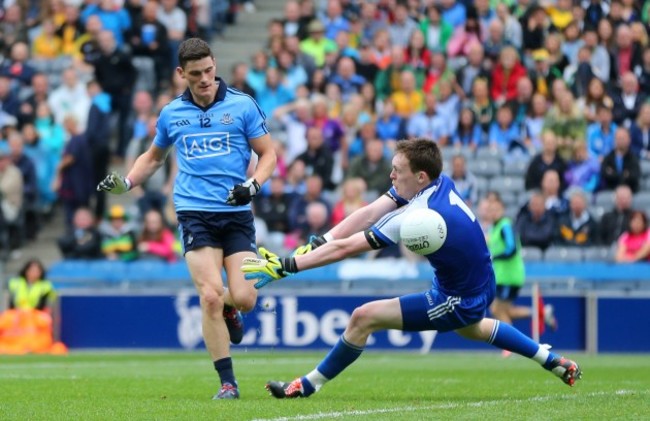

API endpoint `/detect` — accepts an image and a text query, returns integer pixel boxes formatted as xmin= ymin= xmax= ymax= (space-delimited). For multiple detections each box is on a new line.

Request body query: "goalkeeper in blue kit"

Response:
xmin=98 ymin=38 xmax=276 ymax=399
xmin=242 ymin=139 xmax=581 ymax=398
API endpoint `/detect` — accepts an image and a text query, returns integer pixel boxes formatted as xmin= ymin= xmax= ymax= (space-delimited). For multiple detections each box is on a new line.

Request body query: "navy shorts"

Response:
xmin=400 ymin=283 xmax=495 ymax=333
xmin=495 ymin=285 xmax=522 ymax=302
xmin=177 ymin=210 xmax=256 ymax=257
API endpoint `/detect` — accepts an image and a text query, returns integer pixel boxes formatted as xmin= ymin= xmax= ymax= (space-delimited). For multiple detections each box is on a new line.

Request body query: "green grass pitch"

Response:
xmin=1 ymin=351 xmax=649 ymax=420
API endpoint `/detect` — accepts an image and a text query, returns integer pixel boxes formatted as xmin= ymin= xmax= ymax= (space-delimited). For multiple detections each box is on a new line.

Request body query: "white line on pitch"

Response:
xmin=252 ymin=390 xmax=644 ymax=421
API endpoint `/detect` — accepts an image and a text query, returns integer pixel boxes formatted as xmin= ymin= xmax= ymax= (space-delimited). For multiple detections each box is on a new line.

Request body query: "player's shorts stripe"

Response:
xmin=427 ymin=296 xmax=461 ymax=320
xmin=487 ymin=320 xmax=500 ymax=344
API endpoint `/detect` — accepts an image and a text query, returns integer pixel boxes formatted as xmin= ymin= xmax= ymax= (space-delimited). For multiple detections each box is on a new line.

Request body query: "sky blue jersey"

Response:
xmin=368 ymin=175 xmax=494 ymax=297
xmin=154 ymin=78 xmax=268 ymax=212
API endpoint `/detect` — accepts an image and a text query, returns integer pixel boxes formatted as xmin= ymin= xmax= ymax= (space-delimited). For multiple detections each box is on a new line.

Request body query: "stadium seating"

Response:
xmin=468 ymin=158 xmax=502 ymax=179
xmin=582 ymin=245 xmax=616 ymax=262
xmin=543 ymin=246 xmax=584 ymax=262
xmin=489 ymin=175 xmax=525 ymax=194
xmin=502 ymin=160 xmax=528 ymax=177
xmin=521 ymin=246 xmax=543 ymax=262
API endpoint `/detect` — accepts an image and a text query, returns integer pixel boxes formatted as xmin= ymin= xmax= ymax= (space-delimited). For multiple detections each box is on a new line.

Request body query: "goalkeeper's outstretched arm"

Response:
xmin=295 ymin=231 xmax=373 ymax=271
xmin=326 ymin=194 xmax=397 ymax=241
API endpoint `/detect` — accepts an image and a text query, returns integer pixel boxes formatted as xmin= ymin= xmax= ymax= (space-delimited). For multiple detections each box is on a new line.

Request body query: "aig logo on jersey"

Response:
xmin=182 ymin=132 xmax=231 ymax=160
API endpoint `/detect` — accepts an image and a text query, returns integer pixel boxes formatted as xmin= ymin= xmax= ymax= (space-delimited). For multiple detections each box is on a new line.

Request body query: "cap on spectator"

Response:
xmin=308 ymin=20 xmax=326 ymax=33
xmin=532 ymin=49 xmax=550 ymax=62
xmin=108 ymin=204 xmax=127 ymax=220
xmin=0 ymin=142 xmax=10 ymax=157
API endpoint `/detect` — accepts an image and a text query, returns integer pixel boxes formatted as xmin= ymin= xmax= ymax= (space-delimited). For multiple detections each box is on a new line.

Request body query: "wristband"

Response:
xmin=125 ymin=177 xmax=133 ymax=191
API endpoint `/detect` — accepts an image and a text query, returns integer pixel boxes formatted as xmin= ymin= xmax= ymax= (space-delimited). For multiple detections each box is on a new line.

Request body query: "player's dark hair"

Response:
xmin=178 ymin=38 xmax=213 ymax=69
xmin=395 ymin=138 xmax=443 ymax=181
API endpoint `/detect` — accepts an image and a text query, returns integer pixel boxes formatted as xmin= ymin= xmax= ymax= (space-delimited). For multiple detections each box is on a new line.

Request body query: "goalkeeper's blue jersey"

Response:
xmin=369 ymin=175 xmax=494 ymax=297
xmin=154 ymin=78 xmax=268 ymax=212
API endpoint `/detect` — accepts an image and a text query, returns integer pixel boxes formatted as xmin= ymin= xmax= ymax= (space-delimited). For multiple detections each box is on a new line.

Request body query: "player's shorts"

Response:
xmin=400 ymin=283 xmax=495 ymax=333
xmin=177 ymin=210 xmax=256 ymax=257
xmin=494 ymin=285 xmax=522 ymax=302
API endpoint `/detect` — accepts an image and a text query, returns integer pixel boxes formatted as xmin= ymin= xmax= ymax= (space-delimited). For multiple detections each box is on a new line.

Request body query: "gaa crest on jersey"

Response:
xmin=220 ymin=113 xmax=234 ymax=125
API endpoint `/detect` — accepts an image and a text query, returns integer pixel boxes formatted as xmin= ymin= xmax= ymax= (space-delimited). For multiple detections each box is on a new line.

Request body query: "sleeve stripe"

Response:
xmin=227 ymin=88 xmax=267 ymax=121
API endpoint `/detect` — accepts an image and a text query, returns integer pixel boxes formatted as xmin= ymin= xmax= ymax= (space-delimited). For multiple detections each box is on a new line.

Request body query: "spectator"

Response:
xmin=77 ymin=15 xmax=104 ymax=69
xmin=295 ymin=125 xmax=335 ymax=191
xmin=390 ymin=70 xmax=424 ymax=118
xmin=229 ymin=62 xmax=256 ymax=97
xmin=93 ymin=30 xmax=137 ymax=159
xmin=0 ymin=76 xmax=20 ymax=119
xmin=282 ymin=1 xmax=305 ymax=38
xmin=600 ymin=185 xmax=635 ymax=246
xmin=285 ymin=35 xmax=318 ymax=80
xmin=128 ymin=0 xmax=171 ymax=92
xmin=52 ymin=115 xmax=94 ymax=228
xmin=615 ymin=210 xmax=650 ymax=262
xmin=297 ymin=201 xmax=332 ymax=246
xmin=17 ymin=73 xmax=49 ymax=127
xmin=556 ymin=188 xmax=598 ymax=247
xmin=388 ymin=2 xmax=417 ymax=48
xmin=346 ymin=138 xmax=392 ymax=194
xmin=489 ymin=104 xmax=523 ymax=156
xmin=85 ymin=80 xmax=112 ymax=220
xmin=483 ymin=19 xmax=508 ymax=66
xmin=544 ymin=33 xmax=570 ymax=84
xmin=467 ymin=77 xmax=495 ymax=141
xmin=610 ymin=24 xmax=643 ymax=83
xmin=57 ymin=207 xmax=102 ymax=259
xmin=600 ymin=127 xmax=642 ymax=192
xmin=496 ymin=3 xmax=522 ymax=49
xmin=156 ymin=0 xmax=186 ymax=68
xmin=0 ymin=5 xmax=29 ymax=55
xmin=528 ymin=48 xmax=555 ymax=99
xmin=576 ymin=77 xmax=614 ymax=124
xmin=125 ymin=115 xmax=176 ymax=217
xmin=560 ymin=20 xmax=584 ymax=67
xmin=564 ymin=46 xmax=595 ymax=99
xmin=447 ymin=16 xmax=482 ymax=61
xmin=330 ymin=178 xmax=367 ymax=226
xmin=278 ymin=50 xmax=309 ymax=93
xmin=449 ymin=154 xmax=479 ymax=207
xmin=453 ymin=107 xmax=482 ymax=150
xmin=524 ymin=93 xmax=550 ymax=151
xmin=47 ymin=67 xmax=91 ymax=132
xmin=419 ymin=4 xmax=453 ymax=53
xmin=375 ymin=99 xmax=407 ymax=147
xmin=440 ymin=0 xmax=467 ymax=30
xmin=435 ymin=80 xmax=460 ymax=135
xmin=521 ymin=4 xmax=547 ymax=53
xmin=255 ymin=176 xmax=293 ymax=234
xmin=256 ymin=67 xmax=295 ymax=118
xmin=474 ymin=0 xmax=495 ymax=40
xmin=543 ymin=90 xmax=586 ymax=161
xmin=612 ymin=72 xmax=647 ymax=128
xmin=328 ymin=57 xmax=365 ymax=102
xmin=285 ymin=159 xmax=307 ymax=196
xmin=375 ymin=46 xmax=423 ymax=101
xmin=582 ymin=27 xmax=611 ymax=83
xmin=0 ymin=142 xmax=24 ymax=255
xmin=7 ymin=132 xmax=38 ymax=240
xmin=0 ymin=42 xmax=37 ymax=87
xmin=80 ymin=0 xmax=132 ymax=48
xmin=406 ymin=92 xmax=448 ymax=143
xmin=300 ymin=19 xmax=337 ymax=68
xmin=506 ymin=77 xmax=534 ymax=132
xmin=564 ymin=141 xmax=601 ymax=193
xmin=273 ymin=98 xmax=312 ymax=163
xmin=99 ymin=204 xmax=138 ymax=261
xmin=422 ymin=50 xmax=455 ymax=96
xmin=404 ymin=30 xmax=431 ymax=74
xmin=541 ymin=169 xmax=569 ymax=218
xmin=287 ymin=174 xmax=330 ymax=233
xmin=630 ymin=102 xmax=650 ymax=159
xmin=57 ymin=4 xmax=85 ymax=59
xmin=586 ymin=104 xmax=617 ymax=160
xmin=516 ymin=191 xmax=557 ymax=251
xmin=7 ymin=259 xmax=56 ymax=311
xmin=491 ymin=46 xmax=528 ymax=105
xmin=32 ymin=18 xmax=63 ymax=59
xmin=455 ymin=42 xmax=490 ymax=99
xmin=638 ymin=46 xmax=650 ymax=94
xmin=354 ymin=41 xmax=380 ymax=85
xmin=137 ymin=208 xmax=177 ymax=262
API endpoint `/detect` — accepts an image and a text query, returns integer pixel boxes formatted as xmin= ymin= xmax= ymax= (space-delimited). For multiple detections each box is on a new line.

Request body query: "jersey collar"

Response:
xmin=181 ymin=77 xmax=228 ymax=111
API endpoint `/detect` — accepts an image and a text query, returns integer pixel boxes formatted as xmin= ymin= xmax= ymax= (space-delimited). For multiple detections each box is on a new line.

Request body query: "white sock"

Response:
xmin=305 ymin=369 xmax=329 ymax=392
xmin=532 ymin=345 xmax=551 ymax=365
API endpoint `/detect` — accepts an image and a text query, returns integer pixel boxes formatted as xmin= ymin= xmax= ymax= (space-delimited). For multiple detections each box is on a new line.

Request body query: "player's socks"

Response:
xmin=307 ymin=335 xmax=363 ymax=393
xmin=214 ymin=357 xmax=237 ymax=386
xmin=488 ymin=320 xmax=559 ymax=366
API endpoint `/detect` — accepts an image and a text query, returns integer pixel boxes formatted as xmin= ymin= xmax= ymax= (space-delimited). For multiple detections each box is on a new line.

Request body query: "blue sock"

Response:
xmin=488 ymin=320 xmax=559 ymax=368
xmin=214 ymin=357 xmax=236 ymax=386
xmin=315 ymin=336 xmax=364 ymax=381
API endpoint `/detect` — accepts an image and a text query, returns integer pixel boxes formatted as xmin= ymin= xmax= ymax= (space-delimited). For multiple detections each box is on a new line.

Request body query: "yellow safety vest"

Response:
xmin=8 ymin=277 xmax=56 ymax=311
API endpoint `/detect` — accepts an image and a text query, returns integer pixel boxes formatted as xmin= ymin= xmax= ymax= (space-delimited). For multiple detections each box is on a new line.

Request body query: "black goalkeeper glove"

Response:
xmin=226 ymin=178 xmax=260 ymax=206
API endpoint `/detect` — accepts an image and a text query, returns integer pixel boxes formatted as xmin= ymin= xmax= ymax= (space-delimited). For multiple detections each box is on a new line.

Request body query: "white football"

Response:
xmin=400 ymin=208 xmax=447 ymax=255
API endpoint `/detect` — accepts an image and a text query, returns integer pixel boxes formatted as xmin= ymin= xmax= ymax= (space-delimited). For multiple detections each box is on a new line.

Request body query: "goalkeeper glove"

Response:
xmin=292 ymin=234 xmax=329 ymax=256
xmin=96 ymin=172 xmax=131 ymax=194
xmin=226 ymin=177 xmax=260 ymax=206
xmin=241 ymin=247 xmax=298 ymax=289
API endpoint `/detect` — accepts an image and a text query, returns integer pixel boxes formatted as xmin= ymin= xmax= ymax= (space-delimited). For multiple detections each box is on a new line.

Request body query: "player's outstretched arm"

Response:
xmin=292 ymin=194 xmax=398 ymax=256
xmin=97 ymin=145 xmax=170 ymax=194
xmin=243 ymin=232 xmax=372 ymax=289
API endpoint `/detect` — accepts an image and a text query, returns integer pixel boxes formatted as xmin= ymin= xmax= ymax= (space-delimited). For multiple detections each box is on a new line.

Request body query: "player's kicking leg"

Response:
xmin=456 ymin=318 xmax=582 ymax=386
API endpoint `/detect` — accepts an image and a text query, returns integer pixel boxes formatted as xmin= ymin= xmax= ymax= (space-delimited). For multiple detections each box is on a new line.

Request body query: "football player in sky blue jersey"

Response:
xmin=242 ymin=138 xmax=581 ymax=399
xmin=97 ymin=38 xmax=276 ymax=400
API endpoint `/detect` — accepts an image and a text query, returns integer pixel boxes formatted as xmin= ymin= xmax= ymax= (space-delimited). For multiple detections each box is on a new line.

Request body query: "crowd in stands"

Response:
xmin=2 ymin=0 xmax=650 ymax=267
